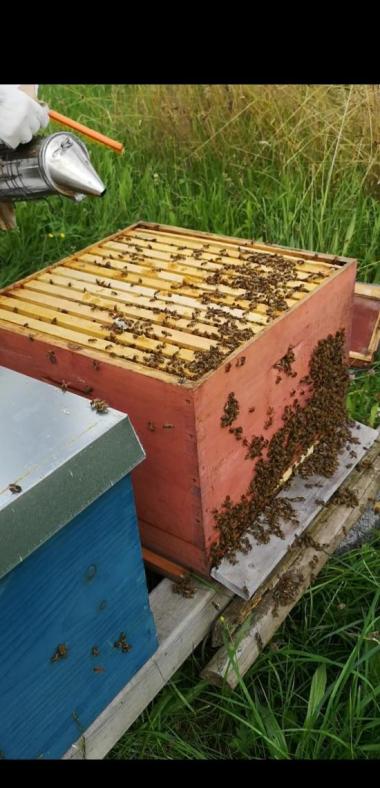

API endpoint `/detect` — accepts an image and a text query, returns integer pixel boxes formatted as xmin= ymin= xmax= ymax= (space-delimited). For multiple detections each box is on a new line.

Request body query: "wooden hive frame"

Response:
xmin=0 ymin=222 xmax=357 ymax=575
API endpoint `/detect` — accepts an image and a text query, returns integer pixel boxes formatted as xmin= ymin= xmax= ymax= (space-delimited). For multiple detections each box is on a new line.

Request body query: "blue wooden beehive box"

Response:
xmin=0 ymin=367 xmax=158 ymax=760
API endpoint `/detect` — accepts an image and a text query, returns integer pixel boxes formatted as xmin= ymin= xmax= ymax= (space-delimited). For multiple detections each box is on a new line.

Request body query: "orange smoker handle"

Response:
xmin=48 ymin=110 xmax=125 ymax=154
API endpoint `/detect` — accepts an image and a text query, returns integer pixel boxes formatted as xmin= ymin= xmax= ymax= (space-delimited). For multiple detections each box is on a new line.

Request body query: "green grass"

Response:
xmin=1 ymin=85 xmax=379 ymax=759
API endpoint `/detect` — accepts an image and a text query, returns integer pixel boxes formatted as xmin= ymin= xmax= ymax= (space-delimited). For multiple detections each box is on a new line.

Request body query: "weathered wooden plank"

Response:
xmin=63 ymin=578 xmax=232 ymax=759
xmin=211 ymin=422 xmax=378 ymax=599
xmin=202 ymin=438 xmax=380 ymax=688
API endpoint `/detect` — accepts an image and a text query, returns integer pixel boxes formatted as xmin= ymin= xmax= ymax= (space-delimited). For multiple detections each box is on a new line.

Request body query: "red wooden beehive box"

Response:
xmin=0 ymin=222 xmax=356 ymax=575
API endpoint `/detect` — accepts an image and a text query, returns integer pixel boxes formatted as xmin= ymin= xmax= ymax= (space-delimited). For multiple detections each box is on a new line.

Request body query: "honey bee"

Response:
xmin=90 ymin=399 xmax=109 ymax=414
xmin=51 ymin=643 xmax=68 ymax=662
xmin=9 ymin=483 xmax=22 ymax=494
xmin=47 ymin=351 xmax=57 ymax=364
xmin=114 ymin=632 xmax=132 ymax=652
xmin=172 ymin=576 xmax=196 ymax=598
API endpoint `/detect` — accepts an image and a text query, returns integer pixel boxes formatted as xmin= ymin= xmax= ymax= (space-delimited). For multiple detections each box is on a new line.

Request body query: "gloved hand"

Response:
xmin=0 ymin=85 xmax=49 ymax=230
xmin=0 ymin=84 xmax=49 ymax=149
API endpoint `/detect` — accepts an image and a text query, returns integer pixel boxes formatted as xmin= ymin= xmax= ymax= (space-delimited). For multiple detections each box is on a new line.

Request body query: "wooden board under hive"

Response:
xmin=0 ymin=222 xmax=357 ymax=575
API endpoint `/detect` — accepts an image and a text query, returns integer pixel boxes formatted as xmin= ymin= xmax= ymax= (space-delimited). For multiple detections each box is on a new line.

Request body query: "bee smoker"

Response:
xmin=0 ymin=132 xmax=106 ymax=203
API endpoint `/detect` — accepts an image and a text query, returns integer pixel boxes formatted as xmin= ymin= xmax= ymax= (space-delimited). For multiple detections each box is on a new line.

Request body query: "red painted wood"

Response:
xmin=139 ymin=518 xmax=209 ymax=575
xmin=194 ymin=265 xmax=356 ymax=554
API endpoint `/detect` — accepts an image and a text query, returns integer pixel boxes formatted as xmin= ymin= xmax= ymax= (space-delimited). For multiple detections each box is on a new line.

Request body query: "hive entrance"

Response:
xmin=0 ymin=223 xmax=338 ymax=383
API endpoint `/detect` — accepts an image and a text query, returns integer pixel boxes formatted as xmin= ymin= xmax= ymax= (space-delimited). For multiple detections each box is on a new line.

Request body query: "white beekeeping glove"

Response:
xmin=0 ymin=85 xmax=49 ymax=230
xmin=0 ymin=84 xmax=49 ymax=149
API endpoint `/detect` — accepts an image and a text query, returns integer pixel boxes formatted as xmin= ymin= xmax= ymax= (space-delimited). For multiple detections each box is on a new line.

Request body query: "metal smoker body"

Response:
xmin=0 ymin=132 xmax=106 ymax=203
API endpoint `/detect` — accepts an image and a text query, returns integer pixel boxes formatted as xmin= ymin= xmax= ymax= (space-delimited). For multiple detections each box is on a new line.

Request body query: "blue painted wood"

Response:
xmin=0 ymin=475 xmax=158 ymax=760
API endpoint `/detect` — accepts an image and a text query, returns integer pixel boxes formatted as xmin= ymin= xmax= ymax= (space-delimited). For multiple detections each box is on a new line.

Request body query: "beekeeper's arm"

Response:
xmin=0 ymin=85 xmax=49 ymax=230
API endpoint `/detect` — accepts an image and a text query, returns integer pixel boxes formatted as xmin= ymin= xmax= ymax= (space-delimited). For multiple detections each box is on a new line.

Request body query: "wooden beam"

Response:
xmin=142 ymin=548 xmax=187 ymax=580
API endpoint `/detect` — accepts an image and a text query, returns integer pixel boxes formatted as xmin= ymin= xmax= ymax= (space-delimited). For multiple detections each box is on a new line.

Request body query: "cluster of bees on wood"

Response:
xmin=210 ymin=330 xmax=360 ymax=568
xmin=272 ymin=571 xmax=305 ymax=616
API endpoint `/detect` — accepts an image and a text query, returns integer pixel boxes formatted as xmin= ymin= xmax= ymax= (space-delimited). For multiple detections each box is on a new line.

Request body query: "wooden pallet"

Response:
xmin=63 ymin=432 xmax=380 ymax=760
